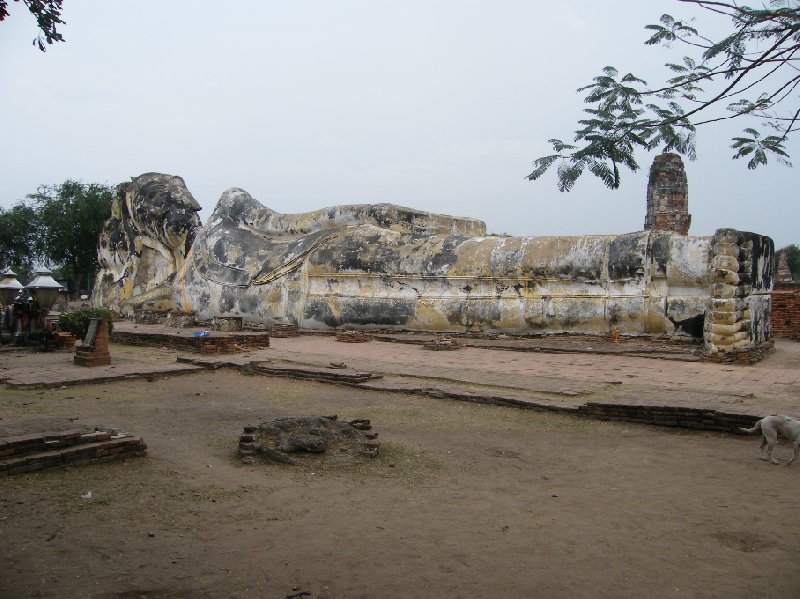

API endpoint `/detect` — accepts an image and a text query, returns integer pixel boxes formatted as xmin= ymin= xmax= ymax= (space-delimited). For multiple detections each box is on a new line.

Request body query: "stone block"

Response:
xmin=707 ymin=322 xmax=743 ymax=335
xmin=713 ymin=242 xmax=739 ymax=257
xmin=709 ymin=298 xmax=746 ymax=312
xmin=710 ymin=255 xmax=739 ymax=272
xmin=706 ymin=311 xmax=740 ymax=325
xmin=711 ymin=269 xmax=740 ymax=286
xmin=705 ymin=333 xmax=736 ymax=347
xmin=710 ymin=283 xmax=742 ymax=299
xmin=713 ymin=229 xmax=740 ymax=243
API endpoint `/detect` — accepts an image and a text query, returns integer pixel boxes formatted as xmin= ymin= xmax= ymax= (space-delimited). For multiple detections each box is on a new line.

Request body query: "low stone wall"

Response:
xmin=111 ymin=329 xmax=270 ymax=353
xmin=0 ymin=429 xmax=147 ymax=476
xmin=575 ymin=403 xmax=758 ymax=432
xmin=771 ymin=283 xmax=800 ymax=340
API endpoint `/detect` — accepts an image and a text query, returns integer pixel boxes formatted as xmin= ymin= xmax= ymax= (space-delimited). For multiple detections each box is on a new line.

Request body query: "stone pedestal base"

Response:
xmin=74 ymin=318 xmax=112 ymax=367
xmin=74 ymin=349 xmax=111 ymax=366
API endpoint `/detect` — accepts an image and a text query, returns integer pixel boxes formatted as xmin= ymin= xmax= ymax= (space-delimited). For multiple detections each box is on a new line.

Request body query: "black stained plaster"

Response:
xmin=560 ymin=299 xmax=595 ymax=328
xmin=445 ymin=302 xmax=465 ymax=326
xmin=649 ymin=232 xmax=670 ymax=276
xmin=466 ymin=302 xmax=502 ymax=327
xmin=201 ymin=263 xmax=251 ymax=287
xmin=606 ymin=302 xmax=622 ymax=326
xmin=184 ymin=226 xmax=198 ymax=256
xmin=745 ymin=232 xmax=775 ymax=291
xmin=196 ymin=289 xmax=211 ymax=311
xmin=236 ymin=292 xmax=260 ymax=315
xmin=304 ymin=297 xmax=414 ymax=327
xmin=311 ymin=235 xmax=402 ymax=274
xmin=371 ymin=205 xmax=422 ymax=232
xmin=608 ymin=233 xmax=646 ymax=281
xmin=215 ymin=192 xmax=262 ymax=225
xmin=427 ymin=237 xmax=464 ymax=274
xmin=219 ymin=288 xmax=238 ymax=313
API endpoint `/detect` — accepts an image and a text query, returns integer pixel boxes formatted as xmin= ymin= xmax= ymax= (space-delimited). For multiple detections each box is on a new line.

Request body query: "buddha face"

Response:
xmin=124 ymin=174 xmax=202 ymax=253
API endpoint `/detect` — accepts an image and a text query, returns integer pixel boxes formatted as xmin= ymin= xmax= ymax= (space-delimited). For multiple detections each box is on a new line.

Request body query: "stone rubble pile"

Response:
xmin=423 ymin=336 xmax=461 ymax=351
xmin=335 ymin=330 xmax=371 ymax=343
xmin=238 ymin=415 xmax=379 ymax=465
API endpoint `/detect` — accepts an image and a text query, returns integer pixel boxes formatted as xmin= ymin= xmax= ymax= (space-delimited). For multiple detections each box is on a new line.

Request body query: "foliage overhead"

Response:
xmin=529 ymin=0 xmax=799 ymax=191
xmin=0 ymin=0 xmax=65 ymax=51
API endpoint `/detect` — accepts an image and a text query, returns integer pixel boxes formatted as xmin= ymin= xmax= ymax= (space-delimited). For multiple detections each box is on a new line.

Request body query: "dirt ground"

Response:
xmin=1 ymin=369 xmax=799 ymax=599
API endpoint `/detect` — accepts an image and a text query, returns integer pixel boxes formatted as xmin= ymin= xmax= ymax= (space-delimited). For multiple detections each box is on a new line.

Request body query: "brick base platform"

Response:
xmin=0 ymin=428 xmax=147 ymax=476
xmin=112 ymin=329 xmax=270 ymax=353
xmin=702 ymin=340 xmax=775 ymax=365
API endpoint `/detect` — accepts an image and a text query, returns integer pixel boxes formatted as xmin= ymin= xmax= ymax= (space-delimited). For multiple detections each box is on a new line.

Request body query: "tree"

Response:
xmin=528 ymin=0 xmax=799 ymax=192
xmin=25 ymin=181 xmax=113 ymax=296
xmin=0 ymin=202 xmax=39 ymax=281
xmin=0 ymin=0 xmax=65 ymax=51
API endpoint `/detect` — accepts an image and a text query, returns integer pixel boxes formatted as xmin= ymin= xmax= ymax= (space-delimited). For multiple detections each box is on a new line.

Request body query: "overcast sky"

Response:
xmin=1 ymin=1 xmax=797 ymax=248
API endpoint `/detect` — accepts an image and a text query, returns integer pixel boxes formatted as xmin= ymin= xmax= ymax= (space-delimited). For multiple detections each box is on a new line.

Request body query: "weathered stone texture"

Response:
xmin=92 ymin=172 xmax=776 ymax=363
xmin=94 ymin=173 xmax=201 ymax=313
xmin=176 ymin=187 xmax=714 ymax=337
xmin=704 ymin=229 xmax=774 ymax=357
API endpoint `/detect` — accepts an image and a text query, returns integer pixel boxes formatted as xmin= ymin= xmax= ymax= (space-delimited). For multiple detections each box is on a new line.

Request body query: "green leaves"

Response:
xmin=0 ymin=0 xmax=66 ymax=51
xmin=644 ymin=14 xmax=698 ymax=46
xmin=58 ymin=308 xmax=115 ymax=339
xmin=731 ymin=128 xmax=792 ymax=169
xmin=530 ymin=3 xmax=798 ymax=192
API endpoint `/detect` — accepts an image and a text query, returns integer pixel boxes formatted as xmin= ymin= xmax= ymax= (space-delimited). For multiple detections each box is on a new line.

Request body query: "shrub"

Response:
xmin=58 ymin=308 xmax=114 ymax=339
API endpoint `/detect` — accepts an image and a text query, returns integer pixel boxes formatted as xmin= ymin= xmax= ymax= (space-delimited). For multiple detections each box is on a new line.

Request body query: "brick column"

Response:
xmin=644 ymin=153 xmax=691 ymax=235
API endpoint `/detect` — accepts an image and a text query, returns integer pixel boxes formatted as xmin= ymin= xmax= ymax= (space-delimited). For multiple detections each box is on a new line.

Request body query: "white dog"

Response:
xmin=739 ymin=415 xmax=800 ymax=465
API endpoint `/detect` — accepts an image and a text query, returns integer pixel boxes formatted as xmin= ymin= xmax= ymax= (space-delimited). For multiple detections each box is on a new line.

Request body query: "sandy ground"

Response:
xmin=1 ymin=370 xmax=799 ymax=599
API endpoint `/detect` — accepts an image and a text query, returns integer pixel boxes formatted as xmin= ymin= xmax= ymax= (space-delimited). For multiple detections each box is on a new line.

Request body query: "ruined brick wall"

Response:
xmin=704 ymin=229 xmax=774 ymax=357
xmin=644 ymin=153 xmax=691 ymax=235
xmin=771 ymin=283 xmax=800 ymax=340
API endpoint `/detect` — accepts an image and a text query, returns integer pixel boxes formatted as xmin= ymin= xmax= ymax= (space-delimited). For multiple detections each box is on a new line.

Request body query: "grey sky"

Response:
xmin=1 ymin=1 xmax=797 ymax=248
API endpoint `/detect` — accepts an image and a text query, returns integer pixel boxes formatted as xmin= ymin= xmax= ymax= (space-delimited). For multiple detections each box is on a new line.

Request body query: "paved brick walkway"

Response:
xmin=2 ymin=327 xmax=798 ymax=423
xmin=256 ymin=336 xmax=800 ymax=417
xmin=0 ymin=346 xmax=203 ymax=388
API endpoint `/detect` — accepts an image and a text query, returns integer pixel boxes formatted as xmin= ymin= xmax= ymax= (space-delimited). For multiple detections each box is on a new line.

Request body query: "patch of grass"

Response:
xmin=360 ymin=399 xmax=635 ymax=436
xmin=269 ymin=440 xmax=444 ymax=484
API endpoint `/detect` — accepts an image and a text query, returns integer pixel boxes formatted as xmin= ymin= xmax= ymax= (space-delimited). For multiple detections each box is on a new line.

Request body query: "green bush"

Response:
xmin=58 ymin=308 xmax=114 ymax=339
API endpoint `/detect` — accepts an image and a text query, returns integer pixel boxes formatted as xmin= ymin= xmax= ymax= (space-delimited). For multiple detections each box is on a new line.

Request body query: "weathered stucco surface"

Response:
xmin=94 ymin=174 xmax=775 ymax=355
xmin=704 ymin=228 xmax=774 ymax=354
xmin=94 ymin=173 xmax=201 ymax=311
xmin=174 ymin=188 xmax=715 ymax=336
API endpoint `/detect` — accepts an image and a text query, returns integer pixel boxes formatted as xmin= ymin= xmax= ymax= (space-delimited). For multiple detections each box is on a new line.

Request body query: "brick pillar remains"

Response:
xmin=644 ymin=153 xmax=691 ymax=235
xmin=776 ymin=252 xmax=793 ymax=283
xmin=704 ymin=229 xmax=775 ymax=363
xmin=74 ymin=318 xmax=112 ymax=367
